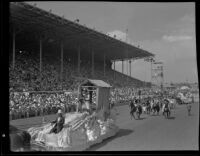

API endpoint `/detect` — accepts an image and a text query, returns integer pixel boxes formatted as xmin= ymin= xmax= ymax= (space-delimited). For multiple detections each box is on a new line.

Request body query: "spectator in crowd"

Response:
xmin=9 ymin=91 xmax=78 ymax=120
xmin=9 ymin=49 xmax=181 ymax=120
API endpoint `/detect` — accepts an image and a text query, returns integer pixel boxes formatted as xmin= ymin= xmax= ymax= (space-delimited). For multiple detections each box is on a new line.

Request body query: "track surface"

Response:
xmin=87 ymin=103 xmax=199 ymax=151
xmin=11 ymin=103 xmax=199 ymax=151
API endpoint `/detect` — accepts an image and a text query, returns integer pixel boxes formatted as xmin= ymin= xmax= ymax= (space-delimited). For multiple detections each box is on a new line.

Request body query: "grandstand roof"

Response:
xmin=10 ymin=2 xmax=154 ymax=61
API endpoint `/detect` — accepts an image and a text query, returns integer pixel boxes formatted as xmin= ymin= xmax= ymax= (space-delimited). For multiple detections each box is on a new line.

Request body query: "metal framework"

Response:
xmin=151 ymin=62 xmax=164 ymax=90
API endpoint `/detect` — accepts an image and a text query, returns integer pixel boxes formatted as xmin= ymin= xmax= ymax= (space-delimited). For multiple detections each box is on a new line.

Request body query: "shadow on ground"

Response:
xmin=135 ymin=117 xmax=146 ymax=120
xmin=188 ymin=113 xmax=195 ymax=117
xmin=86 ymin=128 xmax=134 ymax=151
xmin=167 ymin=116 xmax=176 ymax=120
xmin=150 ymin=114 xmax=160 ymax=116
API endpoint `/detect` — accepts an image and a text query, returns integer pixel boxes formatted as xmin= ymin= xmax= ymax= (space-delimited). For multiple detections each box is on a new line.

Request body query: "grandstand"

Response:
xmin=9 ymin=2 xmax=154 ymax=92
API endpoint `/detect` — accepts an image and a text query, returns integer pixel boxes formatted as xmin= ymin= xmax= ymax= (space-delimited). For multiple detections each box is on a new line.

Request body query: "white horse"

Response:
xmin=150 ymin=101 xmax=154 ymax=111
xmin=168 ymin=99 xmax=176 ymax=109
xmin=142 ymin=105 xmax=147 ymax=114
xmin=162 ymin=103 xmax=171 ymax=118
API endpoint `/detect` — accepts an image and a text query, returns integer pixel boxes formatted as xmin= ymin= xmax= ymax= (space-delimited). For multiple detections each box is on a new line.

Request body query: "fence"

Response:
xmin=9 ymin=91 xmax=78 ymax=120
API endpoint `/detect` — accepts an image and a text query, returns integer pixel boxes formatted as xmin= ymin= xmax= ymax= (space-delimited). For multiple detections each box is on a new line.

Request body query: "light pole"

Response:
xmin=144 ymin=57 xmax=155 ymax=88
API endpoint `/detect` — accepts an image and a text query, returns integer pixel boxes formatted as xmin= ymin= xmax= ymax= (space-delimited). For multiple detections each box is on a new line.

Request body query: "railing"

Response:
xmin=9 ymin=91 xmax=78 ymax=120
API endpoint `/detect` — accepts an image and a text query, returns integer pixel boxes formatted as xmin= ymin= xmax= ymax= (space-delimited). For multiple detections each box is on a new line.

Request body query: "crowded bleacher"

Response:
xmin=9 ymin=50 xmax=147 ymax=120
xmin=10 ymin=49 xmax=196 ymax=120
xmin=9 ymin=1 xmax=153 ymax=121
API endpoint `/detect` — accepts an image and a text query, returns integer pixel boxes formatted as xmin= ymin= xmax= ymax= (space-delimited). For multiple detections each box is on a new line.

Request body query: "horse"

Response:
xmin=176 ymin=96 xmax=186 ymax=105
xmin=169 ymin=99 xmax=176 ymax=109
xmin=145 ymin=100 xmax=151 ymax=115
xmin=142 ymin=104 xmax=147 ymax=114
xmin=10 ymin=125 xmax=31 ymax=151
xmin=163 ymin=104 xmax=171 ymax=119
xmin=150 ymin=100 xmax=155 ymax=113
xmin=135 ymin=105 xmax=142 ymax=119
xmin=146 ymin=105 xmax=151 ymax=114
xmin=129 ymin=100 xmax=137 ymax=119
xmin=152 ymin=102 xmax=160 ymax=115
xmin=186 ymin=104 xmax=192 ymax=116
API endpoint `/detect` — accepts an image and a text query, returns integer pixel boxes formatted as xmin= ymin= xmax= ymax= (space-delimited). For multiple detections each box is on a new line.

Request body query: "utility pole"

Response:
xmin=144 ymin=57 xmax=155 ymax=88
xmin=126 ymin=29 xmax=128 ymax=83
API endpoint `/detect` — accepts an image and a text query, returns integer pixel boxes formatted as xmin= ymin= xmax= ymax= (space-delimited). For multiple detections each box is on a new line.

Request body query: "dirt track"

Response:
xmin=87 ymin=103 xmax=199 ymax=151
xmin=11 ymin=102 xmax=199 ymax=151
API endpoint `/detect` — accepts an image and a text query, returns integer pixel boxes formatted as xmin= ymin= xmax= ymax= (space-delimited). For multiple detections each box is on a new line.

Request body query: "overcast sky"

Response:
xmin=27 ymin=2 xmax=197 ymax=83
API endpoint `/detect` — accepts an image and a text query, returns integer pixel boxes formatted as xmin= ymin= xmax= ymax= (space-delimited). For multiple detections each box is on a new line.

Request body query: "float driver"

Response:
xmin=49 ymin=109 xmax=65 ymax=134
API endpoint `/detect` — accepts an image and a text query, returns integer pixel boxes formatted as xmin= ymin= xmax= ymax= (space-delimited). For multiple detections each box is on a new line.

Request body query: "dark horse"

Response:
xmin=186 ymin=104 xmax=192 ymax=116
xmin=129 ymin=100 xmax=136 ymax=119
xmin=129 ymin=100 xmax=142 ymax=120
xmin=146 ymin=100 xmax=151 ymax=115
xmin=163 ymin=104 xmax=170 ymax=119
xmin=10 ymin=125 xmax=31 ymax=151
xmin=135 ymin=105 xmax=142 ymax=119
xmin=152 ymin=102 xmax=160 ymax=115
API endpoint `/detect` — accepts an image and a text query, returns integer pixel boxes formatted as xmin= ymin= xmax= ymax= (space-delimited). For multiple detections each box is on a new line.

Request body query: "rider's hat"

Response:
xmin=164 ymin=99 xmax=168 ymax=102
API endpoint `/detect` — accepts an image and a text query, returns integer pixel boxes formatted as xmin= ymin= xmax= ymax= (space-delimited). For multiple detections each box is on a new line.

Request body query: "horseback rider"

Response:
xmin=162 ymin=99 xmax=170 ymax=115
xmin=129 ymin=98 xmax=139 ymax=119
xmin=110 ymin=101 xmax=115 ymax=109
xmin=186 ymin=103 xmax=192 ymax=116
xmin=49 ymin=109 xmax=65 ymax=134
xmin=146 ymin=99 xmax=151 ymax=114
xmin=129 ymin=99 xmax=134 ymax=108
xmin=136 ymin=103 xmax=142 ymax=114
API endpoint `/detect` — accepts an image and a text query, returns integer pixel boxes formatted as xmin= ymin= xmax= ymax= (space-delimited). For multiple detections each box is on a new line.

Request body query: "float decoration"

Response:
xmin=28 ymin=79 xmax=119 ymax=151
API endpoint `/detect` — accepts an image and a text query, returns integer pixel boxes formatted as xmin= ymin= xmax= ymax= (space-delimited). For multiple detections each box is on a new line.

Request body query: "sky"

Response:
xmin=27 ymin=2 xmax=197 ymax=83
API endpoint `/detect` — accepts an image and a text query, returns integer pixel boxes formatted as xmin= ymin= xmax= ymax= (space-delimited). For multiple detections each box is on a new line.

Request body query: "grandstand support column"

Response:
xmin=150 ymin=59 xmax=153 ymax=87
xmin=92 ymin=48 xmax=94 ymax=77
xmin=122 ymin=59 xmax=124 ymax=74
xmin=129 ymin=60 xmax=131 ymax=77
xmin=77 ymin=45 xmax=80 ymax=75
xmin=60 ymin=41 xmax=63 ymax=86
xmin=12 ymin=29 xmax=15 ymax=69
xmin=103 ymin=53 xmax=106 ymax=77
xmin=126 ymin=60 xmax=128 ymax=82
xmin=39 ymin=37 xmax=42 ymax=74
xmin=113 ymin=61 xmax=116 ymax=79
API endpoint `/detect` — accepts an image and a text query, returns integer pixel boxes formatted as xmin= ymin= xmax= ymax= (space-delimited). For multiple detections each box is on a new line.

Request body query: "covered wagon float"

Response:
xmin=176 ymin=86 xmax=193 ymax=105
xmin=28 ymin=79 xmax=119 ymax=151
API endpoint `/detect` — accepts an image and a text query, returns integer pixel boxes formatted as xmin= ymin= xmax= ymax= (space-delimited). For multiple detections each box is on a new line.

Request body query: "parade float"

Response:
xmin=175 ymin=86 xmax=193 ymax=104
xmin=27 ymin=79 xmax=119 ymax=151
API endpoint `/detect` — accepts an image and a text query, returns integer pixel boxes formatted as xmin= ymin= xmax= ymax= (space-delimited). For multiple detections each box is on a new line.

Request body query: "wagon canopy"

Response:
xmin=80 ymin=79 xmax=112 ymax=88
xmin=79 ymin=79 xmax=111 ymax=112
xmin=180 ymin=86 xmax=190 ymax=90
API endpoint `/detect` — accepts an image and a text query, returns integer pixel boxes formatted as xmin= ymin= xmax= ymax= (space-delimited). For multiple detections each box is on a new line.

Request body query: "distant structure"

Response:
xmin=152 ymin=61 xmax=164 ymax=90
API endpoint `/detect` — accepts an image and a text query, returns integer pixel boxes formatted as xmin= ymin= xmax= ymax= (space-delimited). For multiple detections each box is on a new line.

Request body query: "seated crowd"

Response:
xmin=9 ymin=50 xmax=151 ymax=120
xmin=9 ymin=91 xmax=78 ymax=120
